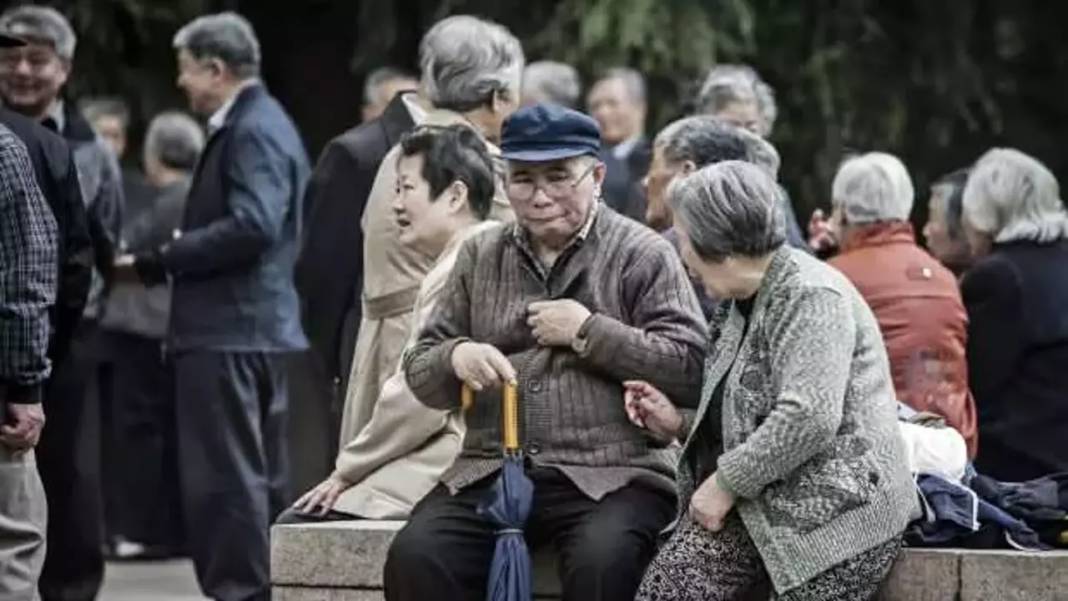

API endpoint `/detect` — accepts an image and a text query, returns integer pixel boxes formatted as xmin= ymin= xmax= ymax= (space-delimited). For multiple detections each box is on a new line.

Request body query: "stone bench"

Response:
xmin=271 ymin=520 xmax=1068 ymax=600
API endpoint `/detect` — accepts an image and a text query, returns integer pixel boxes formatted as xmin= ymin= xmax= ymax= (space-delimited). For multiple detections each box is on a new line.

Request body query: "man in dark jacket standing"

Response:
xmin=295 ymin=88 xmax=416 ymax=461
xmin=0 ymin=7 xmax=122 ymax=600
xmin=123 ymin=12 xmax=309 ymax=601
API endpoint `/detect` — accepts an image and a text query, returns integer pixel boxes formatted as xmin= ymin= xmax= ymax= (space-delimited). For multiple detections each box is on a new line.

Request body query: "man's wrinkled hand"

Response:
xmin=0 ymin=402 xmax=45 ymax=450
xmin=623 ymin=380 xmax=683 ymax=442
xmin=527 ymin=299 xmax=591 ymax=347
xmin=451 ymin=342 xmax=517 ymax=392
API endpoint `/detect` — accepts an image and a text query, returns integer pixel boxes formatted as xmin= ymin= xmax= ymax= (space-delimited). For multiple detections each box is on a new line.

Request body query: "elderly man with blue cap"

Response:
xmin=389 ymin=104 xmax=707 ymax=601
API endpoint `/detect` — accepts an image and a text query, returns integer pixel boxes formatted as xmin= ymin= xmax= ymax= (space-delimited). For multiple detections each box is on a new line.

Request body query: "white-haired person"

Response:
xmin=696 ymin=64 xmax=777 ymax=138
xmin=632 ymin=160 xmax=915 ymax=600
xmin=960 ymin=148 xmax=1068 ymax=482
xmin=825 ymin=152 xmax=978 ymax=457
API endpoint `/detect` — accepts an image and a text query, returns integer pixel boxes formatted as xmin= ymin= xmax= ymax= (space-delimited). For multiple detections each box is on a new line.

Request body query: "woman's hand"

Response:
xmin=690 ymin=472 xmax=736 ymax=532
xmin=293 ymin=474 xmax=352 ymax=516
xmin=807 ymin=209 xmax=838 ymax=254
xmin=623 ymin=380 xmax=683 ymax=442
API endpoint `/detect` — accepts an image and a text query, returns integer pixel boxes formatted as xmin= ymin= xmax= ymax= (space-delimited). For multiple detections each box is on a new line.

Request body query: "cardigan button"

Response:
xmin=527 ymin=442 xmax=542 ymax=455
xmin=528 ymin=380 xmax=542 ymax=392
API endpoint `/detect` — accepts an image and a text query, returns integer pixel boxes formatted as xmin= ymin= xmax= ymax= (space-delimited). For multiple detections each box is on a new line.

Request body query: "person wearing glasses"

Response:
xmin=389 ymin=103 xmax=707 ymax=601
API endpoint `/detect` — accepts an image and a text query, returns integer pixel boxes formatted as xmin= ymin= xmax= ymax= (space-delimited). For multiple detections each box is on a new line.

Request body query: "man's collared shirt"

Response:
xmin=42 ymin=99 xmax=65 ymax=134
xmin=208 ymin=79 xmax=259 ymax=134
xmin=0 ymin=124 xmax=58 ymax=401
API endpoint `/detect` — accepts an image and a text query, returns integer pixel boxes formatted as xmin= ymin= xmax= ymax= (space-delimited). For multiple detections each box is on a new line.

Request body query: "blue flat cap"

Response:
xmin=500 ymin=103 xmax=601 ymax=162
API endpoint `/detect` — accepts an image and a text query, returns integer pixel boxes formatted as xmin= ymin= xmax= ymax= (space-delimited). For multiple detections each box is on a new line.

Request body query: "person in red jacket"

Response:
xmin=821 ymin=151 xmax=978 ymax=457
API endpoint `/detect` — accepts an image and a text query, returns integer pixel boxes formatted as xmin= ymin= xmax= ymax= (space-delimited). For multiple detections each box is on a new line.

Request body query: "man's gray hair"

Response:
xmin=654 ymin=116 xmax=750 ymax=171
xmin=832 ymin=151 xmax=915 ymax=224
xmin=173 ymin=12 xmax=261 ymax=79
xmin=0 ymin=5 xmax=76 ymax=61
xmin=671 ymin=160 xmax=786 ymax=261
xmin=522 ymin=61 xmax=582 ymax=108
xmin=363 ymin=66 xmax=417 ymax=106
xmin=144 ymin=111 xmax=205 ymax=172
xmin=595 ymin=67 xmax=646 ymax=104
xmin=79 ymin=97 xmax=130 ymax=129
xmin=696 ymin=64 xmax=777 ymax=137
xmin=734 ymin=126 xmax=781 ymax=179
xmin=419 ymin=15 xmax=525 ymax=112
xmin=963 ymin=148 xmax=1068 ymax=244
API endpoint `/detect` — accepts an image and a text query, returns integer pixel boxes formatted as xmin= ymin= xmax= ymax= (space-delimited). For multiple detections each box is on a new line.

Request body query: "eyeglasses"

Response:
xmin=507 ymin=162 xmax=597 ymax=202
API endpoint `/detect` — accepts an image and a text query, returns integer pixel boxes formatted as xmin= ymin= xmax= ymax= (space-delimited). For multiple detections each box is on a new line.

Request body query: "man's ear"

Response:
xmin=592 ymin=161 xmax=608 ymax=185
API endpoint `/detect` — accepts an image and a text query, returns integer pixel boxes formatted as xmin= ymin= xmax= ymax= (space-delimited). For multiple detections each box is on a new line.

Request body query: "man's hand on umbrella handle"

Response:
xmin=623 ymin=380 xmax=683 ymax=441
xmin=451 ymin=342 xmax=517 ymax=392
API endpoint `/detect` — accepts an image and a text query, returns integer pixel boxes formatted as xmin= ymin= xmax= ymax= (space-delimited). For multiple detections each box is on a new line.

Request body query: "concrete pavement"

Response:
xmin=99 ymin=560 xmax=206 ymax=601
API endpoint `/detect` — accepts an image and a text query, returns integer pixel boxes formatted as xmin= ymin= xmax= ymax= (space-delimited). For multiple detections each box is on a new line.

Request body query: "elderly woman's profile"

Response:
xmin=630 ymin=161 xmax=916 ymax=601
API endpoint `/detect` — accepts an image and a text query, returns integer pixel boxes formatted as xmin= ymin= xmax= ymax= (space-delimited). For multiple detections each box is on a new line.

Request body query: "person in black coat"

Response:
xmin=294 ymin=89 xmax=416 ymax=451
xmin=0 ymin=106 xmax=91 ymax=364
xmin=0 ymin=7 xmax=124 ymax=600
xmin=587 ymin=68 xmax=651 ymax=222
xmin=960 ymin=148 xmax=1068 ymax=482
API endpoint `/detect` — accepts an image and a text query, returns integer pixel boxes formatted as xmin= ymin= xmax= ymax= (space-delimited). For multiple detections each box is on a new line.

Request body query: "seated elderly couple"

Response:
xmin=281 ymin=105 xmax=917 ymax=601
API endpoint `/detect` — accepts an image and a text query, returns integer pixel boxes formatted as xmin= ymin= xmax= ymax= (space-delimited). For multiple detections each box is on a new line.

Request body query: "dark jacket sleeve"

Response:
xmin=961 ymin=257 xmax=1025 ymax=417
xmin=296 ymin=137 xmax=375 ymax=380
xmin=161 ymin=125 xmax=292 ymax=276
xmin=578 ymin=237 xmax=708 ymax=408
xmin=50 ymin=143 xmax=91 ymax=361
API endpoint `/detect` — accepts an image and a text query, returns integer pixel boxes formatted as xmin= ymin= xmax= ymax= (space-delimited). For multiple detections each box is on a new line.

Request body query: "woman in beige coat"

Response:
xmin=279 ymin=124 xmax=503 ymax=521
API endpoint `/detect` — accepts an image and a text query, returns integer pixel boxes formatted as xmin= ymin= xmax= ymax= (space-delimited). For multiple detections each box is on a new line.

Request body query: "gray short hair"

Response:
xmin=79 ymin=97 xmax=130 ymax=129
xmin=144 ymin=111 xmax=205 ymax=171
xmin=734 ymin=126 xmax=781 ymax=179
xmin=697 ymin=64 xmax=777 ymax=137
xmin=522 ymin=61 xmax=582 ymax=108
xmin=595 ymin=67 xmax=646 ymax=104
xmin=419 ymin=16 xmax=525 ymax=112
xmin=654 ymin=116 xmax=750 ymax=168
xmin=364 ymin=66 xmax=417 ymax=106
xmin=832 ymin=152 xmax=915 ymax=224
xmin=173 ymin=12 xmax=261 ymax=79
xmin=963 ymin=148 xmax=1068 ymax=244
xmin=0 ymin=5 xmax=76 ymax=61
xmin=672 ymin=160 xmax=786 ymax=261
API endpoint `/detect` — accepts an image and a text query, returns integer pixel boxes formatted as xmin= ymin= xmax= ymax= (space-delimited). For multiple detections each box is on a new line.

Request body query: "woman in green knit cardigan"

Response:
xmin=632 ymin=161 xmax=917 ymax=600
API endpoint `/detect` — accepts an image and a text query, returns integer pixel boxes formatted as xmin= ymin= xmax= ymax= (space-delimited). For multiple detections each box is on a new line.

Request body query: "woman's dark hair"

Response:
xmin=932 ymin=168 xmax=970 ymax=239
xmin=398 ymin=124 xmax=497 ymax=219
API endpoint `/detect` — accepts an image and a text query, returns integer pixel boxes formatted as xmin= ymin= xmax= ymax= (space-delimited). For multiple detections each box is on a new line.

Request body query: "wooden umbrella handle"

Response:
xmin=460 ymin=382 xmax=520 ymax=452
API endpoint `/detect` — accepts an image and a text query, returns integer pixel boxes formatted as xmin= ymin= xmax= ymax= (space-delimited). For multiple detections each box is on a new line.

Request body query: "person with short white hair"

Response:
xmin=825 ymin=151 xmax=979 ymax=456
xmin=697 ymin=64 xmax=777 ymax=137
xmin=117 ymin=12 xmax=311 ymax=600
xmin=522 ymin=60 xmax=582 ymax=108
xmin=959 ymin=148 xmax=1068 ymax=482
xmin=340 ymin=14 xmax=522 ymax=454
xmin=633 ymin=160 xmax=915 ymax=601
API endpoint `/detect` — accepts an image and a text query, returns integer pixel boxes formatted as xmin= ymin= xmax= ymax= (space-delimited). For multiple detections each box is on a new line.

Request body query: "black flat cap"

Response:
xmin=500 ymin=103 xmax=601 ymax=162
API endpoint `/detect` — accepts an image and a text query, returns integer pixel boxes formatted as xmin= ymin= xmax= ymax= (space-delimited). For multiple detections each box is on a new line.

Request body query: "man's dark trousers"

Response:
xmin=384 ymin=466 xmax=674 ymax=601
xmin=174 ymin=351 xmax=290 ymax=601
xmin=37 ymin=323 xmax=105 ymax=601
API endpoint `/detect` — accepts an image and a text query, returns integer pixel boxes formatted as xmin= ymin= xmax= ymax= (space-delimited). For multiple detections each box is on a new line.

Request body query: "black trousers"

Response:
xmin=174 ymin=351 xmax=290 ymax=601
xmin=100 ymin=330 xmax=183 ymax=548
xmin=384 ymin=467 xmax=674 ymax=601
xmin=37 ymin=323 xmax=105 ymax=601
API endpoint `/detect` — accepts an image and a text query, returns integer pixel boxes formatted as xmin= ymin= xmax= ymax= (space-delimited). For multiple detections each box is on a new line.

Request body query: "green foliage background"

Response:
xmin=25 ymin=0 xmax=1068 ymax=219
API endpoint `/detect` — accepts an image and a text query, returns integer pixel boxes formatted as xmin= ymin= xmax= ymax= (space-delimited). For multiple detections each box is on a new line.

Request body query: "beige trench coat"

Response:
xmin=332 ymin=220 xmax=499 ymax=518
xmin=338 ymin=109 xmax=513 ymax=446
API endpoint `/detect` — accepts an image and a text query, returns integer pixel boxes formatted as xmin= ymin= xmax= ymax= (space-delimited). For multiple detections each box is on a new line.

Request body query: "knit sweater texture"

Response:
xmin=404 ymin=206 xmax=707 ymax=500
xmin=679 ymin=246 xmax=917 ymax=593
